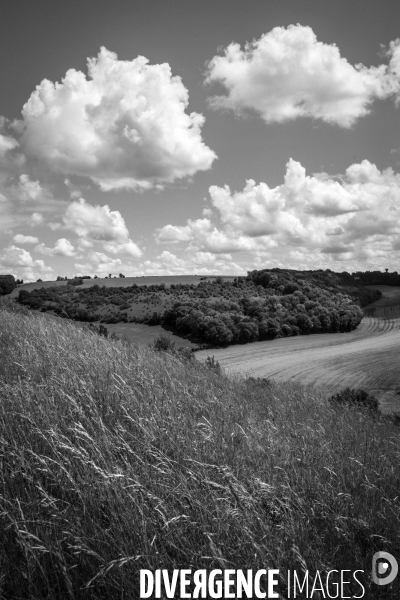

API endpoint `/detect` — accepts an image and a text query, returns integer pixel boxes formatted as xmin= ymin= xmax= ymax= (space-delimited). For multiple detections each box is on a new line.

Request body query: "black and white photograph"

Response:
xmin=0 ymin=1 xmax=399 ymax=598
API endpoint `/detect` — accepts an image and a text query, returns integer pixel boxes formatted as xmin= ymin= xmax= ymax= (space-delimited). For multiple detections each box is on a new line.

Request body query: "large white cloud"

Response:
xmin=18 ymin=47 xmax=216 ymax=190
xmin=206 ymin=25 xmax=398 ymax=127
xmin=63 ymin=198 xmax=142 ymax=258
xmin=156 ymin=159 xmax=400 ymax=269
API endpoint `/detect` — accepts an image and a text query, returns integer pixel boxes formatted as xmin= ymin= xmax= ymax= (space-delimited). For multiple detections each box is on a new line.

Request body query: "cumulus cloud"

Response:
xmin=75 ymin=251 xmax=123 ymax=277
xmin=206 ymin=25 xmax=398 ymax=127
xmin=63 ymin=197 xmax=142 ymax=258
xmin=0 ymin=245 xmax=53 ymax=281
xmin=13 ymin=234 xmax=39 ymax=244
xmin=18 ymin=47 xmax=216 ymax=190
xmin=156 ymin=158 xmax=400 ymax=269
xmin=141 ymin=249 xmax=243 ymax=276
xmin=157 ymin=217 xmax=276 ymax=253
xmin=63 ymin=197 xmax=142 ymax=257
xmin=15 ymin=174 xmax=44 ymax=202
xmin=102 ymin=240 xmax=143 ymax=258
xmin=35 ymin=238 xmax=76 ymax=257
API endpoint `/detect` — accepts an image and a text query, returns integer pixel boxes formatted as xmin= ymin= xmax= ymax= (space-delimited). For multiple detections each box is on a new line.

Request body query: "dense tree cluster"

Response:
xmin=164 ymin=270 xmax=364 ymax=345
xmin=0 ymin=275 xmax=16 ymax=296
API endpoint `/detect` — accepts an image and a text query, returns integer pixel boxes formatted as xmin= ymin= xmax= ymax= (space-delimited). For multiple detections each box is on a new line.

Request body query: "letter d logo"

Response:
xmin=372 ymin=552 xmax=398 ymax=586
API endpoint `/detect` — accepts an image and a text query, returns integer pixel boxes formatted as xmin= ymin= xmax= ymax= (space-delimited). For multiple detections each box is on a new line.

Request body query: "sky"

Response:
xmin=1 ymin=0 xmax=400 ymax=281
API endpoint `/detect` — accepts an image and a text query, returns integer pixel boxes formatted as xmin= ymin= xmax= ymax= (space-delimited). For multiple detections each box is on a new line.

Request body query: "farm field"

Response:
xmin=197 ymin=285 xmax=400 ymax=413
xmin=8 ymin=274 xmax=235 ymax=298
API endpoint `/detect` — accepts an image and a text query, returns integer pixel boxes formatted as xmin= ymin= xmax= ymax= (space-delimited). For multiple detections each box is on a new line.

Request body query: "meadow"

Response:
xmin=0 ymin=301 xmax=399 ymax=598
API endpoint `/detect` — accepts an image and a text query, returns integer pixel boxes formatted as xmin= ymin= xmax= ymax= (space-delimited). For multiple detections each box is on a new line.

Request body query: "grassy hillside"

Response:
xmin=15 ymin=269 xmax=379 ymax=347
xmin=0 ymin=301 xmax=399 ymax=598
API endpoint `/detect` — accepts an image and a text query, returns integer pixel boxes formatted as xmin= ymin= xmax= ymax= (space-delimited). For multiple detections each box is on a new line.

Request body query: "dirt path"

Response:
xmin=197 ymin=286 xmax=400 ymax=413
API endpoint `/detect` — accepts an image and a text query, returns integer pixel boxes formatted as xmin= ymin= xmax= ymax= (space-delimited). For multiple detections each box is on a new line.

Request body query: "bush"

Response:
xmin=0 ymin=274 xmax=16 ymax=296
xmin=67 ymin=278 xmax=83 ymax=286
xmin=176 ymin=347 xmax=194 ymax=363
xmin=85 ymin=323 xmax=116 ymax=340
xmin=205 ymin=355 xmax=221 ymax=373
xmin=152 ymin=333 xmax=176 ymax=352
xmin=329 ymin=388 xmax=379 ymax=412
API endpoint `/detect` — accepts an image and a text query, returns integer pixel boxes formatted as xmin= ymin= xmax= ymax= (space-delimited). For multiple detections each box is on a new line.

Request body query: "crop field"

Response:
xmin=197 ymin=285 xmax=400 ymax=413
xmin=8 ymin=274 xmax=235 ymax=298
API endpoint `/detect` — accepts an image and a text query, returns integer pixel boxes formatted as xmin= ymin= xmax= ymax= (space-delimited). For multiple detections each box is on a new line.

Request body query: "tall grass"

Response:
xmin=0 ymin=302 xmax=399 ymax=598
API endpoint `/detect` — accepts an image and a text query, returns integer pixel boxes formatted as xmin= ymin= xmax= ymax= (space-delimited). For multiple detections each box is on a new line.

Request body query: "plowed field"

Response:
xmin=197 ymin=285 xmax=400 ymax=413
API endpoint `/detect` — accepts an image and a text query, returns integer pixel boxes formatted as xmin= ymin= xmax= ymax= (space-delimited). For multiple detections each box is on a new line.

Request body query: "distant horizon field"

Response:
xmin=8 ymin=274 xmax=237 ymax=298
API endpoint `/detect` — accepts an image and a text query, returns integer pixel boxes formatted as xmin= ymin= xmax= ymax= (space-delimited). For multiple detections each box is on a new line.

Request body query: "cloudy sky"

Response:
xmin=1 ymin=0 xmax=400 ymax=281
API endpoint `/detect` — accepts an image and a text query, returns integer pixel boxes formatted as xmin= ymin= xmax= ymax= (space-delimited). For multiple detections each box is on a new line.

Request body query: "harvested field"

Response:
xmin=197 ymin=285 xmax=400 ymax=413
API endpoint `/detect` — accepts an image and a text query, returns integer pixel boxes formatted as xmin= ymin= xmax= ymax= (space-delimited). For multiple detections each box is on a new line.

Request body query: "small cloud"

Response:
xmin=63 ymin=197 xmax=142 ymax=258
xmin=16 ymin=174 xmax=43 ymax=202
xmin=31 ymin=213 xmax=44 ymax=226
xmin=0 ymin=133 xmax=18 ymax=157
xmin=35 ymin=238 xmax=76 ymax=257
xmin=13 ymin=234 xmax=39 ymax=244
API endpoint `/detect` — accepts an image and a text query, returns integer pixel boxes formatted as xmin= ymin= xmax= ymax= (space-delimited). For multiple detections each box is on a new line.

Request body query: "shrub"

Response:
xmin=67 ymin=278 xmax=83 ymax=286
xmin=0 ymin=274 xmax=16 ymax=296
xmin=152 ymin=333 xmax=176 ymax=352
xmin=176 ymin=347 xmax=194 ymax=362
xmin=205 ymin=355 xmax=221 ymax=373
xmin=329 ymin=388 xmax=379 ymax=412
xmin=18 ymin=289 xmax=31 ymax=304
xmin=85 ymin=323 xmax=116 ymax=340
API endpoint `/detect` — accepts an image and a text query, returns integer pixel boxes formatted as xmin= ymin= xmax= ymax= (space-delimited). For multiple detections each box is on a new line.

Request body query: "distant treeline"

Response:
xmin=352 ymin=270 xmax=400 ymax=286
xmin=16 ymin=268 xmax=383 ymax=346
